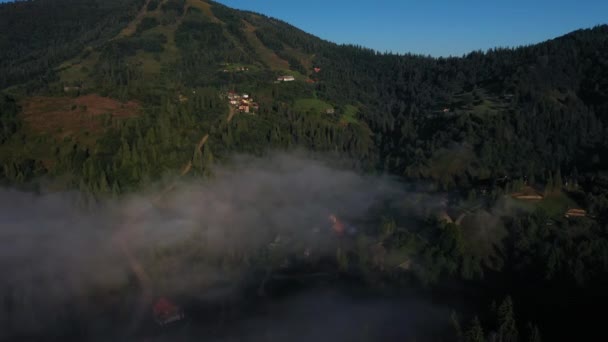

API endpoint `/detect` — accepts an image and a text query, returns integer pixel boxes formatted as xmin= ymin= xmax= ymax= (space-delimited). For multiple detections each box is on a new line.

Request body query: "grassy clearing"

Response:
xmin=537 ymin=193 xmax=578 ymax=217
xmin=340 ymin=104 xmax=359 ymax=124
xmin=294 ymin=98 xmax=332 ymax=114
xmin=506 ymin=191 xmax=578 ymax=218
xmin=135 ymin=50 xmax=162 ymax=76
xmin=448 ymin=89 xmax=509 ymax=116
xmin=219 ymin=63 xmax=260 ymax=73
xmin=57 ymin=50 xmax=100 ymax=84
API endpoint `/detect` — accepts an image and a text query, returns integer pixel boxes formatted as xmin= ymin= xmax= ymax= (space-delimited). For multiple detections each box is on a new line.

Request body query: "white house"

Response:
xmin=277 ymin=76 xmax=295 ymax=82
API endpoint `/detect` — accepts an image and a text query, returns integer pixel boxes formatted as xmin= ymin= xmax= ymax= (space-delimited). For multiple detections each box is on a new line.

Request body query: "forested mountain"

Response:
xmin=1 ymin=0 xmax=608 ymax=341
xmin=0 ymin=0 xmax=145 ymax=90
xmin=2 ymin=0 xmax=607 ymax=197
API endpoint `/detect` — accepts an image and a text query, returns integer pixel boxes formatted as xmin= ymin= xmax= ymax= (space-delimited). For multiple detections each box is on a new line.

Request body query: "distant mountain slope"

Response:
xmin=0 ymin=0 xmax=145 ymax=90
xmin=313 ymin=25 xmax=608 ymax=183
xmin=50 ymin=0 xmax=332 ymax=96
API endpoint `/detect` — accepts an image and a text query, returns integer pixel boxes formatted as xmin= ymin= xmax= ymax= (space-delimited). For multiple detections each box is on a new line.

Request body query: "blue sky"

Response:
xmin=215 ymin=0 xmax=608 ymax=56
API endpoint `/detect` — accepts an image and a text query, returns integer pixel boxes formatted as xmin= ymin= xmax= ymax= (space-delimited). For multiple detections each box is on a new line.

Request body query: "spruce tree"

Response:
xmin=528 ymin=323 xmax=542 ymax=342
xmin=497 ymin=296 xmax=518 ymax=342
xmin=465 ymin=316 xmax=485 ymax=342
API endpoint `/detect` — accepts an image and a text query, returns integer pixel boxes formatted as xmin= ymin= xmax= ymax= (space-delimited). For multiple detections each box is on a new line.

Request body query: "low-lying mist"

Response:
xmin=0 ymin=153 xmax=450 ymax=341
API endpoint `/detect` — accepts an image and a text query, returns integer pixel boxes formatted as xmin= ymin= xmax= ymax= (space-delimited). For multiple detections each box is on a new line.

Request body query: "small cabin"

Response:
xmin=329 ymin=214 xmax=345 ymax=235
xmin=153 ymin=297 xmax=185 ymax=326
xmin=565 ymin=208 xmax=587 ymax=218
xmin=277 ymin=75 xmax=295 ymax=82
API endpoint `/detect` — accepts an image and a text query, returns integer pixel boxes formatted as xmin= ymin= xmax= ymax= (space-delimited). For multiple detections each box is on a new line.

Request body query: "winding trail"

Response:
xmin=226 ymin=106 xmax=237 ymax=124
xmin=180 ymin=134 xmax=210 ymax=177
xmin=115 ymin=100 xmax=237 ymax=331
xmin=117 ymin=0 xmax=152 ymax=38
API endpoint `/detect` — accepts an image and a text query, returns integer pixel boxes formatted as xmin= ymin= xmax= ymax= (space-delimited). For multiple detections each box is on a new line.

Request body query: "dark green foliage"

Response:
xmin=1 ymin=158 xmax=47 ymax=184
xmin=146 ymin=0 xmax=159 ymax=11
xmin=506 ymin=209 xmax=608 ymax=285
xmin=93 ymin=38 xmax=142 ymax=93
xmin=497 ymin=297 xmax=519 ymax=342
xmin=176 ymin=21 xmax=226 ymax=49
xmin=255 ymin=28 xmax=284 ymax=52
xmin=210 ymin=1 xmax=244 ymax=24
xmin=276 ymin=50 xmax=307 ymax=74
xmin=465 ymin=317 xmax=485 ymax=342
xmin=135 ymin=17 xmax=159 ymax=34
xmin=313 ymin=26 xmax=608 ymax=188
xmin=161 ymin=0 xmax=185 ymax=15
xmin=0 ymin=0 xmax=144 ymax=90
xmin=0 ymin=94 xmax=20 ymax=143
xmin=243 ymin=8 xmax=329 ymax=54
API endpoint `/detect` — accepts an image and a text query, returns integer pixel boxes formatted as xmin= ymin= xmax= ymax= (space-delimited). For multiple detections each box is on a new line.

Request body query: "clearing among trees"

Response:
xmin=21 ymin=94 xmax=141 ymax=141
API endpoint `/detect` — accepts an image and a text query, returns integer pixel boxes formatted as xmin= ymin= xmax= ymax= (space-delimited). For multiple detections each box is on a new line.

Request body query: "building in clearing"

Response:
xmin=511 ymin=186 xmax=544 ymax=201
xmin=565 ymin=208 xmax=587 ymax=218
xmin=227 ymin=92 xmax=239 ymax=100
xmin=153 ymin=297 xmax=185 ymax=326
xmin=238 ymin=104 xmax=250 ymax=113
xmin=277 ymin=75 xmax=295 ymax=82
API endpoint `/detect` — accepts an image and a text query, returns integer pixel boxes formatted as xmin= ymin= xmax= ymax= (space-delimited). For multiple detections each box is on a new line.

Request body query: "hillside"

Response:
xmin=1 ymin=0 xmax=607 ymax=196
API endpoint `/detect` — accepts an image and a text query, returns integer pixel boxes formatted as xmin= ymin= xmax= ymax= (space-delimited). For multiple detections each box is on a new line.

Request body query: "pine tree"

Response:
xmin=545 ymin=172 xmax=554 ymax=196
xmin=336 ymin=247 xmax=348 ymax=272
xmin=192 ymin=145 xmax=204 ymax=173
xmin=465 ymin=316 xmax=485 ymax=342
xmin=497 ymin=296 xmax=518 ymax=342
xmin=98 ymin=171 xmax=110 ymax=193
xmin=202 ymin=144 xmax=214 ymax=176
xmin=111 ymin=181 xmax=120 ymax=197
xmin=555 ymin=169 xmax=563 ymax=192
xmin=450 ymin=311 xmax=463 ymax=342
xmin=528 ymin=323 xmax=542 ymax=342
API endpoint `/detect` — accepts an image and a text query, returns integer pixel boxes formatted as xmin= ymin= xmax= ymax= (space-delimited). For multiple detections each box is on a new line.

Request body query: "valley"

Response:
xmin=1 ymin=0 xmax=608 ymax=341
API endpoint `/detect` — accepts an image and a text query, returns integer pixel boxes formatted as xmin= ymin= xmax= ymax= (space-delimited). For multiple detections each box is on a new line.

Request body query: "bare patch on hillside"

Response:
xmin=21 ymin=95 xmax=141 ymax=142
